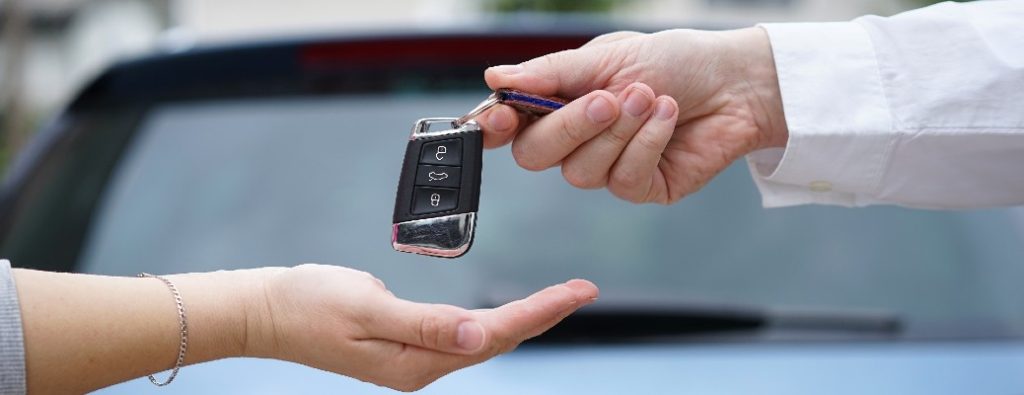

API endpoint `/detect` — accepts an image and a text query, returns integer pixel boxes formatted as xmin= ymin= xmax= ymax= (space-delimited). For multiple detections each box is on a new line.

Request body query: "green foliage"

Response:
xmin=486 ymin=0 xmax=625 ymax=13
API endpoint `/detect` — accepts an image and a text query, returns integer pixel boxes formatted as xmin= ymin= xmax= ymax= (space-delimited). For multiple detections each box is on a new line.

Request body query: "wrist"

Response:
xmin=723 ymin=26 xmax=789 ymax=150
xmin=166 ymin=268 xmax=281 ymax=362
xmin=238 ymin=267 xmax=289 ymax=359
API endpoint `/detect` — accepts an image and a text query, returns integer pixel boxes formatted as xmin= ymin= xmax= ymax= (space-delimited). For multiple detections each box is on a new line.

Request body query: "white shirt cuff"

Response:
xmin=748 ymin=22 xmax=895 ymax=208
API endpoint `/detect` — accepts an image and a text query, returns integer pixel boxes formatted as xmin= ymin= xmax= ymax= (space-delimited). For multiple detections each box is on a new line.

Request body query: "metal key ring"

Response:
xmin=453 ymin=93 xmax=500 ymax=127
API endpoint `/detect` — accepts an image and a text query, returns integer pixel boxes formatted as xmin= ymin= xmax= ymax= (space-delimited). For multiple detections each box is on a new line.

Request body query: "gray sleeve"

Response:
xmin=0 ymin=260 xmax=25 ymax=395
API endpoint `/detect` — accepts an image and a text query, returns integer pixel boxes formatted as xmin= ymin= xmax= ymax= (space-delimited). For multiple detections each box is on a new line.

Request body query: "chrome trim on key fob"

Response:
xmin=392 ymin=212 xmax=476 ymax=258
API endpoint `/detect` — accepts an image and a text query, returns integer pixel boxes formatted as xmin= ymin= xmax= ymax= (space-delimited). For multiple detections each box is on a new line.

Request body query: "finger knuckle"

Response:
xmin=588 ymin=31 xmax=641 ymax=45
xmin=418 ymin=314 xmax=445 ymax=350
xmin=610 ymin=168 xmax=642 ymax=190
xmin=587 ymin=32 xmax=618 ymax=46
xmin=530 ymin=51 xmax=571 ymax=85
xmin=511 ymin=140 xmax=545 ymax=171
xmin=601 ymin=127 xmax=633 ymax=147
xmin=666 ymin=186 xmax=689 ymax=205
xmin=559 ymin=114 xmax=590 ymax=147
xmin=638 ymin=186 xmax=661 ymax=205
xmin=634 ymin=130 xmax=664 ymax=152
xmin=655 ymin=185 xmax=679 ymax=205
xmin=562 ymin=163 xmax=605 ymax=189
xmin=539 ymin=51 xmax=567 ymax=71
xmin=609 ymin=179 xmax=647 ymax=205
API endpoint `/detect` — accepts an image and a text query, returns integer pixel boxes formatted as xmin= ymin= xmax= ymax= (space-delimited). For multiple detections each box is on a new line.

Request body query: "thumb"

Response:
xmin=367 ymin=298 xmax=488 ymax=355
xmin=485 ymin=46 xmax=615 ymax=99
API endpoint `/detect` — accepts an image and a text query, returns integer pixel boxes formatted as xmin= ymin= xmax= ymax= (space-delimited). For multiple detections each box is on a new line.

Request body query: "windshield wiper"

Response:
xmin=494 ymin=299 xmax=902 ymax=344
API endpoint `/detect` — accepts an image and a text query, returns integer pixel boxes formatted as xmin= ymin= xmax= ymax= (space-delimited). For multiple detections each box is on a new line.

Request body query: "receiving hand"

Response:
xmin=248 ymin=264 xmax=598 ymax=392
xmin=478 ymin=28 xmax=787 ymax=204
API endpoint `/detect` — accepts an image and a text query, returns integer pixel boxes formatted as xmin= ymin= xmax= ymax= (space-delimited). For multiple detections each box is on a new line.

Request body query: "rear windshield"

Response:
xmin=35 ymin=92 xmax=1024 ymax=339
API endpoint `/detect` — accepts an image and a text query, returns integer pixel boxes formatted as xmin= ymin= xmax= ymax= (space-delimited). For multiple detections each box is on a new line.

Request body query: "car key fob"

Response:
xmin=393 ymin=89 xmax=566 ymax=258
xmin=392 ymin=118 xmax=483 ymax=258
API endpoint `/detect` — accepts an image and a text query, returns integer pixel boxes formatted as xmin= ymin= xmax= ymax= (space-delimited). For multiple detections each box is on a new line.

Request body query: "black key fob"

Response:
xmin=392 ymin=118 xmax=482 ymax=258
xmin=392 ymin=89 xmax=565 ymax=259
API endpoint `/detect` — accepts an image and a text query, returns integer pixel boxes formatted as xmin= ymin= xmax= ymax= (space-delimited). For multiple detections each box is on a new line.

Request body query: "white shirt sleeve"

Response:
xmin=749 ymin=0 xmax=1024 ymax=209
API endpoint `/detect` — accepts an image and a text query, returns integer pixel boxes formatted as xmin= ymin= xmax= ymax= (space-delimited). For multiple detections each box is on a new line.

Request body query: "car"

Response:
xmin=2 ymin=27 xmax=1024 ymax=394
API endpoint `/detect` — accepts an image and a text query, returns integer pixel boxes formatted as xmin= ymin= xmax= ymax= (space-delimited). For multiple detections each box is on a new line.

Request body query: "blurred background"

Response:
xmin=5 ymin=1 xmax=1023 ymax=394
xmin=1 ymin=0 xmax=941 ymax=164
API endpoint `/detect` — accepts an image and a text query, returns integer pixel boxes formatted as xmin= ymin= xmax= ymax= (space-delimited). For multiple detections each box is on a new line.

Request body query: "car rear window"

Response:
xmin=73 ymin=92 xmax=1024 ymax=338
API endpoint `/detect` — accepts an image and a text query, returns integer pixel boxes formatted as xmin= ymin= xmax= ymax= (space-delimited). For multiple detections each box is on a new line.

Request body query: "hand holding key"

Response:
xmin=477 ymin=28 xmax=788 ymax=204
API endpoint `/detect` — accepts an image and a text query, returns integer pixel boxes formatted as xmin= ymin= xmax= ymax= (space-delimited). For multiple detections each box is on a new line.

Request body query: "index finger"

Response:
xmin=484 ymin=47 xmax=610 ymax=99
xmin=388 ymin=279 xmax=599 ymax=378
xmin=511 ymin=90 xmax=620 ymax=171
xmin=476 ymin=104 xmax=527 ymax=149
xmin=483 ymin=279 xmax=599 ymax=342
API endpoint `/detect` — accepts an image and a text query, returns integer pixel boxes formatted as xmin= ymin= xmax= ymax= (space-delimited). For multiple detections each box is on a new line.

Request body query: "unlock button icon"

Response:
xmin=420 ymin=139 xmax=462 ymax=166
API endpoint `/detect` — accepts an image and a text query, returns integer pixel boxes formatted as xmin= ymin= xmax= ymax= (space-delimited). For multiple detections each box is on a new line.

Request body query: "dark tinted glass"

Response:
xmin=51 ymin=93 xmax=1024 ymax=338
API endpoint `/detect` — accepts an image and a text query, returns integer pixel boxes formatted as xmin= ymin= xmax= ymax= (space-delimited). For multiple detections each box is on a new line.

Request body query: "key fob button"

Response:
xmin=415 ymin=165 xmax=461 ymax=188
xmin=412 ymin=187 xmax=459 ymax=214
xmin=420 ymin=139 xmax=462 ymax=166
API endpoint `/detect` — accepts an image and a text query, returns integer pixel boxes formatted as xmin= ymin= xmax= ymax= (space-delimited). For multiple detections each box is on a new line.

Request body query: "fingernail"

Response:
xmin=457 ymin=321 xmax=485 ymax=352
xmin=564 ymin=279 xmax=594 ymax=291
xmin=586 ymin=95 xmax=615 ymax=123
xmin=490 ymin=64 xmax=523 ymax=75
xmin=654 ymin=99 xmax=676 ymax=120
xmin=623 ymin=88 xmax=651 ymax=117
xmin=487 ymin=107 xmax=512 ymax=132
xmin=564 ymin=279 xmax=599 ymax=301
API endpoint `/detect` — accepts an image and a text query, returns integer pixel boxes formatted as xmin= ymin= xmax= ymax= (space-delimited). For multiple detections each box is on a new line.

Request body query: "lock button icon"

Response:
xmin=411 ymin=187 xmax=458 ymax=214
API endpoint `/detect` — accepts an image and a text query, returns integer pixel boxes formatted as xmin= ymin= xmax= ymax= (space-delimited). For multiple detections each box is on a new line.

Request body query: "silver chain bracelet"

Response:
xmin=138 ymin=273 xmax=189 ymax=386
